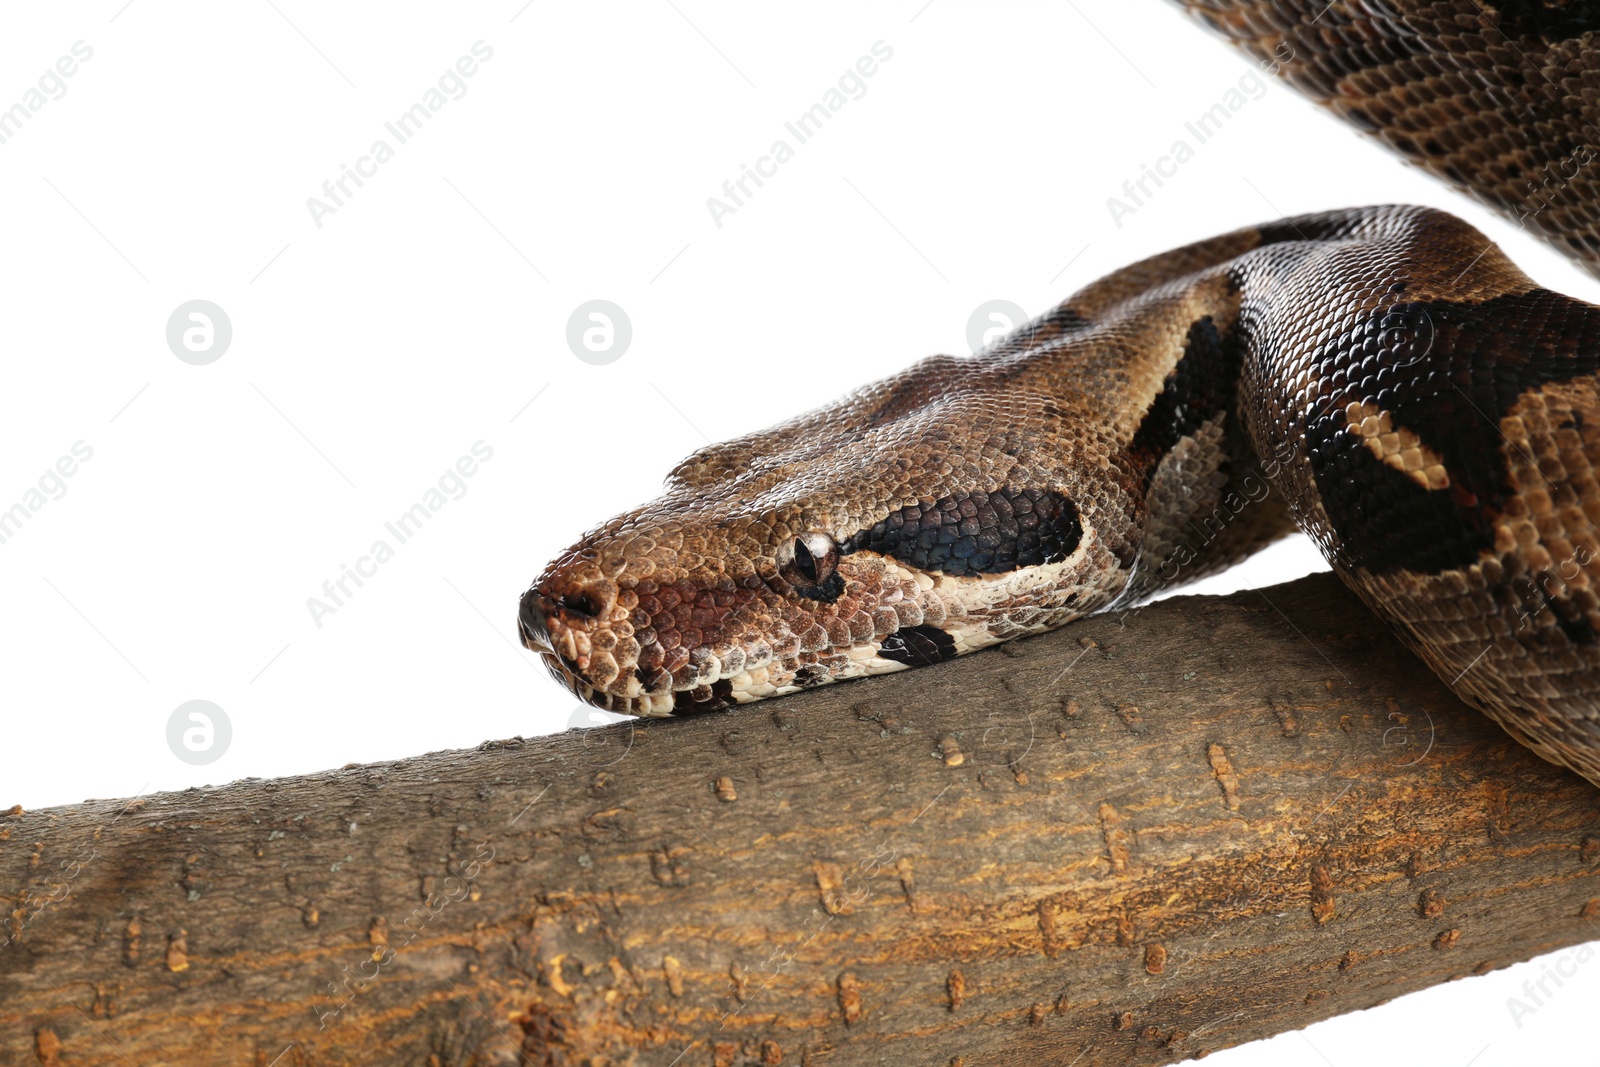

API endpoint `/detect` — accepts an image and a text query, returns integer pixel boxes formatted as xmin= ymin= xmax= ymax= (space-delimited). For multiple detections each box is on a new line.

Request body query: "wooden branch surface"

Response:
xmin=4 ymin=573 xmax=1600 ymax=1066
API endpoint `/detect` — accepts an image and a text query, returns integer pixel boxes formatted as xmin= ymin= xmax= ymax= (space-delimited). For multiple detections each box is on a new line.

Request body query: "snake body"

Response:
xmin=521 ymin=1 xmax=1600 ymax=788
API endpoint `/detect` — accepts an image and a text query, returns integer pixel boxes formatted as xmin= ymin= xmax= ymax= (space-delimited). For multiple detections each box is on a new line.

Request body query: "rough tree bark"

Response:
xmin=3 ymin=573 xmax=1600 ymax=1066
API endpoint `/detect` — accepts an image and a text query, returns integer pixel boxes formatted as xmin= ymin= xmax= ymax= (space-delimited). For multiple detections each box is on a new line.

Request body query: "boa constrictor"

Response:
xmin=520 ymin=1 xmax=1600 ymax=788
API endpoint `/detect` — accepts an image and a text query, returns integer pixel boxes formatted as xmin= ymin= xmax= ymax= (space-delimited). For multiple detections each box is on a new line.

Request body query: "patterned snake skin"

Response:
xmin=521 ymin=1 xmax=1600 ymax=788
xmin=1175 ymin=0 xmax=1600 ymax=281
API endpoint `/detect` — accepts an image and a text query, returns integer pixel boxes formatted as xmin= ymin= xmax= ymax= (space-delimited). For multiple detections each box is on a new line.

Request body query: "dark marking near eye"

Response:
xmin=839 ymin=488 xmax=1081 ymax=577
xmin=673 ymin=678 xmax=734 ymax=716
xmin=879 ymin=625 xmax=957 ymax=667
xmin=1303 ymin=288 xmax=1600 ymax=575
xmin=1125 ymin=315 xmax=1243 ymax=483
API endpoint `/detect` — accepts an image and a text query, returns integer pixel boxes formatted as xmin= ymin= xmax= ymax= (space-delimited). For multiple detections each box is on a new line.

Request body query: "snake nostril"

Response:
xmin=556 ymin=591 xmax=603 ymax=620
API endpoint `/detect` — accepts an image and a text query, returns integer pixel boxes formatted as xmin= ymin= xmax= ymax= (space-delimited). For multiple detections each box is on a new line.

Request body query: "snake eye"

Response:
xmin=781 ymin=533 xmax=843 ymax=601
xmin=793 ymin=534 xmax=837 ymax=583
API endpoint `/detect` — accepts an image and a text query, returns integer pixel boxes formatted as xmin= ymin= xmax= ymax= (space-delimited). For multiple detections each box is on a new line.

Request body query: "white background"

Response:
xmin=2 ymin=2 xmax=1597 ymax=1063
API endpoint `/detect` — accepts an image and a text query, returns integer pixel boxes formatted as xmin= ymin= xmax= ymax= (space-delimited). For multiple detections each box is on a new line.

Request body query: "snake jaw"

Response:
xmin=523 ymin=334 xmax=1160 ymax=719
xmin=526 ymin=507 xmax=1125 ymax=719
xmin=523 ymin=379 xmax=1151 ymax=716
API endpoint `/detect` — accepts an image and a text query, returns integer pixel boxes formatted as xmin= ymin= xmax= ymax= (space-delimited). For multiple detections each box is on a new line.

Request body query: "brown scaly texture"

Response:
xmin=523 ymin=10 xmax=1600 ymax=788
xmin=1171 ymin=0 xmax=1600 ymax=279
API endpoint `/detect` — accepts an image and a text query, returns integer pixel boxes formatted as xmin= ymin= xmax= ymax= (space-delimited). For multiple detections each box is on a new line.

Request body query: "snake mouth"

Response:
xmin=533 ymin=651 xmax=686 ymax=717
xmin=520 ymin=579 xmax=750 ymax=717
xmin=530 ymin=634 xmax=741 ymax=716
xmin=536 ymin=650 xmax=613 ymax=710
xmin=520 ymin=584 xmax=683 ymax=715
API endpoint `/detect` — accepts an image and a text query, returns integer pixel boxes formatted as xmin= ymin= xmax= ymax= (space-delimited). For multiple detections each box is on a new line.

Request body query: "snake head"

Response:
xmin=520 ymin=352 xmax=1143 ymax=716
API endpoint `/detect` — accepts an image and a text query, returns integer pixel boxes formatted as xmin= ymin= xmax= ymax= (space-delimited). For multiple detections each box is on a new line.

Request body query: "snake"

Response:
xmin=520 ymin=0 xmax=1600 ymax=788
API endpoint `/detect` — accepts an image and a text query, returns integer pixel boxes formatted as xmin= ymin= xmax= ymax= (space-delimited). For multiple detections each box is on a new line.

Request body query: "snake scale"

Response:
xmin=521 ymin=0 xmax=1600 ymax=788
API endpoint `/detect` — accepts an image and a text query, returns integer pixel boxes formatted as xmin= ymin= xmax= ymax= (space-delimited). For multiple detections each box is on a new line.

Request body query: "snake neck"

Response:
xmin=1051 ymin=203 xmax=1600 ymax=785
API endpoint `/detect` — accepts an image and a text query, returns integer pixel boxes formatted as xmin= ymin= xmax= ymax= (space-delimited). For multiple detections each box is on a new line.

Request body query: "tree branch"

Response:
xmin=4 ymin=573 xmax=1600 ymax=1066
